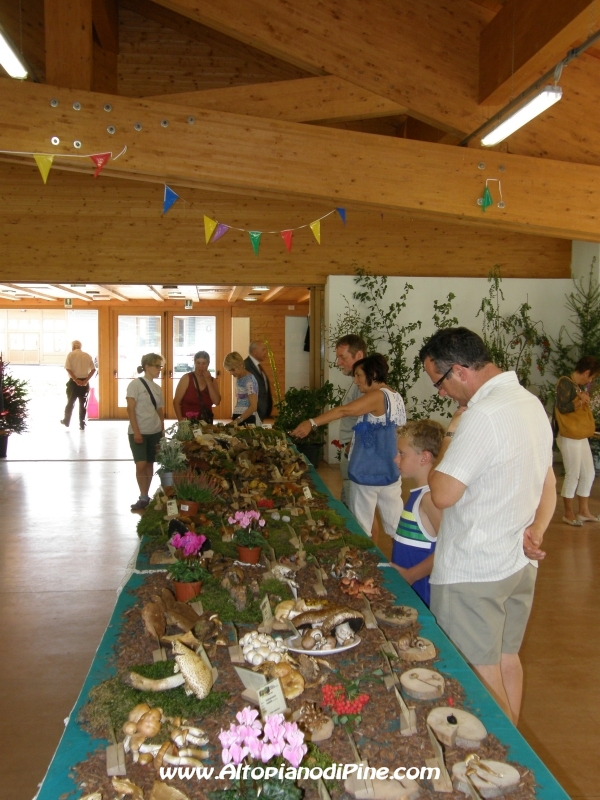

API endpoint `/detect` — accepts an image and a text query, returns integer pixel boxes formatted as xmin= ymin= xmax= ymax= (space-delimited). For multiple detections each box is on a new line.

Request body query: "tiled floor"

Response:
xmin=1 ymin=424 xmax=599 ymax=799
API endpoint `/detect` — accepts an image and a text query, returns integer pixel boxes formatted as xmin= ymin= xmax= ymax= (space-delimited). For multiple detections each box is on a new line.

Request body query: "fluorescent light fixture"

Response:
xmin=243 ymin=297 xmax=257 ymax=301
xmin=481 ymin=85 xmax=562 ymax=147
xmin=0 ymin=27 xmax=28 ymax=79
xmin=252 ymin=286 xmax=269 ymax=291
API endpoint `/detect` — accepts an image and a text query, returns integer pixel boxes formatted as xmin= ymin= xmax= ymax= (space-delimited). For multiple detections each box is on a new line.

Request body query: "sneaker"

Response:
xmin=131 ymin=498 xmax=150 ymax=511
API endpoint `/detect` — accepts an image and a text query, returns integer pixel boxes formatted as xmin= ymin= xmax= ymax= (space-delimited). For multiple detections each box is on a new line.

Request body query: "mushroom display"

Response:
xmin=290 ymin=605 xmax=365 ymax=650
xmin=239 ymin=630 xmax=288 ymax=666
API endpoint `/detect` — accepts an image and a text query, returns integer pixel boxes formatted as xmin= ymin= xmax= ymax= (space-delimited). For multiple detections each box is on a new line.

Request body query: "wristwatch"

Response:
xmin=445 ymin=431 xmax=455 ymax=438
xmin=309 ymin=419 xmax=318 ymax=429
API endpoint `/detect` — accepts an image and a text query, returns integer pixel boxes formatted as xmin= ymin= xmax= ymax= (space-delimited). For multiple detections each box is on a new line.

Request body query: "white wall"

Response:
xmin=324 ymin=274 xmax=575 ymax=462
xmin=285 ymin=316 xmax=310 ymax=390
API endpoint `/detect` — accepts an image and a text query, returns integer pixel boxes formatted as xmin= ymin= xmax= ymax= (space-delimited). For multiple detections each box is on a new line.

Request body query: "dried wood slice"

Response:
xmin=452 ymin=760 xmax=520 ymax=798
xmin=150 ymin=780 xmax=190 ymax=799
xmin=427 ymin=707 xmax=487 ymax=748
xmin=374 ymin=605 xmax=418 ymax=628
xmin=397 ymin=637 xmax=436 ymax=662
xmin=345 ymin=773 xmax=420 ymax=800
xmin=400 ymin=668 xmax=445 ymax=700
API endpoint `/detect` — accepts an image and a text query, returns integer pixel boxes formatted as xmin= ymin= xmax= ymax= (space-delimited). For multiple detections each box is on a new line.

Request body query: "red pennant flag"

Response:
xmin=90 ymin=153 xmax=111 ymax=178
xmin=281 ymin=229 xmax=293 ymax=253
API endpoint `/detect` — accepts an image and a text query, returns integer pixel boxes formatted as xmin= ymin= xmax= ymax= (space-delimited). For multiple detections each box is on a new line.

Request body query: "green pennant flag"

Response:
xmin=248 ymin=230 xmax=262 ymax=256
xmin=481 ymin=185 xmax=493 ymax=212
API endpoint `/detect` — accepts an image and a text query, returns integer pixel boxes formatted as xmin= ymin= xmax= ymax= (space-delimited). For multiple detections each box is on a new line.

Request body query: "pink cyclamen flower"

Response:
xmin=260 ymin=741 xmax=277 ymax=763
xmin=283 ymin=742 xmax=307 ymax=769
xmin=247 ymin=734 xmax=262 ymax=759
xmin=283 ymin=723 xmax=304 ymax=747
xmin=222 ymin=742 xmax=249 ymax=765
xmin=263 ymin=714 xmax=285 ymax=742
xmin=218 ymin=726 xmax=240 ymax=750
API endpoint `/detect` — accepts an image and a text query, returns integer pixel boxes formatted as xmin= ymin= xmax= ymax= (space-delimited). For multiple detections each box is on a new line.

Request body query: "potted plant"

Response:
xmin=228 ymin=510 xmax=268 ymax=564
xmin=173 ymin=468 xmax=222 ymax=516
xmin=0 ymin=358 xmax=29 ymax=458
xmin=274 ymin=382 xmax=338 ymax=467
xmin=155 ymin=435 xmax=187 ymax=487
xmin=167 ymin=529 xmax=210 ymax=601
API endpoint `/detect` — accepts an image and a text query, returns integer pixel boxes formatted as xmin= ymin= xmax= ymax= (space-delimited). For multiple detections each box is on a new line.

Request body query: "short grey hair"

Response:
xmin=71 ymin=340 xmax=82 ymax=349
xmin=249 ymin=340 xmax=265 ymax=355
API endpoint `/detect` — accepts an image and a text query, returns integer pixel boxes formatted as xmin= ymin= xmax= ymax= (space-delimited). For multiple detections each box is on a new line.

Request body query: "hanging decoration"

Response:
xmin=162 ymin=184 xmax=346 ymax=256
xmin=248 ymin=231 xmax=262 ymax=256
xmin=163 ymin=186 xmax=180 ymax=215
xmin=478 ymin=179 xmax=505 ymax=211
xmin=0 ymin=146 xmax=127 ymax=184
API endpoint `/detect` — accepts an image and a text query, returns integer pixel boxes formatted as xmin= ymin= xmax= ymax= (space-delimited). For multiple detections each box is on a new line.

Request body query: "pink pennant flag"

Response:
xmin=281 ymin=230 xmax=293 ymax=253
xmin=90 ymin=153 xmax=111 ymax=178
xmin=211 ymin=223 xmax=229 ymax=242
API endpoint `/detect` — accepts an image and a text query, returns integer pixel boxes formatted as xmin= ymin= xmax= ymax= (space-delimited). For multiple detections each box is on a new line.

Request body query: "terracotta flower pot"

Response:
xmin=236 ymin=545 xmax=261 ymax=564
xmin=172 ymin=580 xmax=202 ymax=602
xmin=178 ymin=500 xmax=199 ymax=516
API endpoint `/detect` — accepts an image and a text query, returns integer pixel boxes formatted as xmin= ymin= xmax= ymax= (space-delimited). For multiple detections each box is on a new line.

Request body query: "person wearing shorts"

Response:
xmin=419 ymin=328 xmax=556 ymax=724
xmin=126 ymin=353 xmax=165 ymax=511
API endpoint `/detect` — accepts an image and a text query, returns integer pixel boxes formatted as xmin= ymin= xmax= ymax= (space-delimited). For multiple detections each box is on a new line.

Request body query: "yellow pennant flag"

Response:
xmin=34 ymin=154 xmax=54 ymax=184
xmin=204 ymin=215 xmax=218 ymax=244
xmin=309 ymin=219 xmax=321 ymax=244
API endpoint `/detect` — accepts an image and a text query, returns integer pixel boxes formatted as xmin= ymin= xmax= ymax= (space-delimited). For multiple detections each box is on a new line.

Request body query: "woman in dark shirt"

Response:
xmin=173 ymin=350 xmax=221 ymax=423
xmin=554 ymin=355 xmax=600 ymax=525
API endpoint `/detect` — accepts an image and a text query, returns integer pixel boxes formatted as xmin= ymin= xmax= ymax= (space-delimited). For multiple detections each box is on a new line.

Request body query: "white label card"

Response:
xmin=166 ymin=499 xmax=179 ymax=516
xmin=234 ymin=666 xmax=268 ymax=692
xmin=258 ymin=678 xmax=288 ymax=718
xmin=260 ymin=595 xmax=273 ymax=624
xmin=303 ymin=486 xmax=313 ymax=500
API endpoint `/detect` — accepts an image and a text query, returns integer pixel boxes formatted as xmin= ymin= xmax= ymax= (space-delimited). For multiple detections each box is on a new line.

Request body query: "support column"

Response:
xmin=308 ymin=286 xmax=324 ymax=389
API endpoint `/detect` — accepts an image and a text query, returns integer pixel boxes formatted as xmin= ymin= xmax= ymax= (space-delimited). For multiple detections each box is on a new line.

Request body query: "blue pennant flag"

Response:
xmin=163 ymin=185 xmax=180 ymax=215
xmin=335 ymin=207 xmax=346 ymax=225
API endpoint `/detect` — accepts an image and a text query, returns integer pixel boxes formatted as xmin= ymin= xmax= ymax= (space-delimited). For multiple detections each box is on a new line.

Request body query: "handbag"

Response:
xmin=554 ymin=376 xmax=595 ymax=439
xmin=348 ymin=391 xmax=400 ymax=486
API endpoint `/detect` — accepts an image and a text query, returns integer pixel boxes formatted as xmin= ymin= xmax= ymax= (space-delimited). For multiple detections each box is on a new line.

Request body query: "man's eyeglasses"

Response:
xmin=432 ymin=365 xmax=453 ymax=390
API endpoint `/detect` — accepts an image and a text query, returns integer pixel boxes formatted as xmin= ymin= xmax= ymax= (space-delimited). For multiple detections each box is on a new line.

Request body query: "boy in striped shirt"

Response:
xmin=390 ymin=420 xmax=445 ymax=606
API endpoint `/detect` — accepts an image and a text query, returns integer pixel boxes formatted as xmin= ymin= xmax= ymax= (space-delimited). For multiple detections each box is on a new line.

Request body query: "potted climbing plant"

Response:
xmin=0 ymin=358 xmax=30 ymax=458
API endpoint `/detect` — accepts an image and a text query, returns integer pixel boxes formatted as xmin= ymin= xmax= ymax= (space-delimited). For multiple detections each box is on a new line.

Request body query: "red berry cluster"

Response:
xmin=257 ymin=498 xmax=275 ymax=509
xmin=321 ymin=684 xmax=370 ymax=715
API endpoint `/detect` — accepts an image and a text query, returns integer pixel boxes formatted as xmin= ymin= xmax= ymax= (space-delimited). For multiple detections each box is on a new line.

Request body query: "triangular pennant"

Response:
xmin=211 ymin=223 xmax=229 ymax=243
xmin=248 ymin=231 xmax=262 ymax=256
xmin=481 ymin=185 xmax=493 ymax=212
xmin=163 ymin=185 xmax=180 ymax=215
xmin=90 ymin=152 xmax=111 ymax=178
xmin=309 ymin=220 xmax=321 ymax=244
xmin=204 ymin=216 xmax=218 ymax=244
xmin=34 ymin=154 xmax=54 ymax=184
xmin=281 ymin=229 xmax=293 ymax=253
xmin=335 ymin=207 xmax=346 ymax=225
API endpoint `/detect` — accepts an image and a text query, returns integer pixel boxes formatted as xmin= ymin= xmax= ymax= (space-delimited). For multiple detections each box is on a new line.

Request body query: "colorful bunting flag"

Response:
xmin=248 ymin=231 xmax=262 ymax=256
xmin=481 ymin=185 xmax=493 ymax=212
xmin=211 ymin=223 xmax=229 ymax=243
xmin=163 ymin=185 xmax=180 ymax=215
xmin=204 ymin=216 xmax=218 ymax=244
xmin=90 ymin=152 xmax=111 ymax=178
xmin=34 ymin=154 xmax=54 ymax=184
xmin=309 ymin=220 xmax=321 ymax=244
xmin=281 ymin=230 xmax=293 ymax=253
xmin=336 ymin=207 xmax=346 ymax=225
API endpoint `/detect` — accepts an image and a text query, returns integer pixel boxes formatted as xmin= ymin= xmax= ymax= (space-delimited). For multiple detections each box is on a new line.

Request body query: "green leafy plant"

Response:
xmin=167 ymin=559 xmax=210 ymax=583
xmin=155 ymin=435 xmax=187 ymax=473
xmin=476 ymin=266 xmax=550 ymax=390
xmin=0 ymin=360 xmax=29 ymax=435
xmin=233 ymin=528 xmax=269 ymax=548
xmin=274 ymin=383 xmax=338 ymax=444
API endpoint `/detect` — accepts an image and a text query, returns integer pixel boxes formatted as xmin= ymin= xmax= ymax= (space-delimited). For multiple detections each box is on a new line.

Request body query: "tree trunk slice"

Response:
xmin=344 ymin=774 xmax=420 ymax=800
xmin=374 ymin=606 xmax=419 ymax=628
xmin=452 ymin=760 xmax=521 ymax=798
xmin=397 ymin=637 xmax=436 ymax=662
xmin=400 ymin=668 xmax=445 ymax=700
xmin=427 ymin=707 xmax=487 ymax=748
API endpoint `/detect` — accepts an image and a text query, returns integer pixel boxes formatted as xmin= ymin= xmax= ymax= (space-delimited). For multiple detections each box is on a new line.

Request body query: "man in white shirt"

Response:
xmin=419 ymin=327 xmax=556 ymax=724
xmin=334 ymin=335 xmax=367 ymax=505
xmin=244 ymin=341 xmax=272 ymax=421
xmin=61 ymin=340 xmax=96 ymax=430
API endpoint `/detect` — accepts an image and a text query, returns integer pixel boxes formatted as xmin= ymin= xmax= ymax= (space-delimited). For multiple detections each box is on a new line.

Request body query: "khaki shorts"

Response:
xmin=430 ymin=564 xmax=536 ymax=665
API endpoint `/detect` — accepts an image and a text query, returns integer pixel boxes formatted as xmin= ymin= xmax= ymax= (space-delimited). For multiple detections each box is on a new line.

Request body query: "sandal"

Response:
xmin=562 ymin=516 xmax=583 ymax=527
xmin=577 ymin=514 xmax=600 ymax=523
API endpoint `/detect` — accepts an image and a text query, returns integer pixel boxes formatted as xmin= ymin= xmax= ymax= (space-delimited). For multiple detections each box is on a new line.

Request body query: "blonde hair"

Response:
xmin=137 ymin=353 xmax=164 ymax=374
xmin=397 ymin=419 xmax=445 ymax=458
xmin=224 ymin=351 xmax=244 ymax=370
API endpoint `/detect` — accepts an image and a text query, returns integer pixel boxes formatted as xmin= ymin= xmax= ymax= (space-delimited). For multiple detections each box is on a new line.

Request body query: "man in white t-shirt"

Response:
xmin=60 ymin=340 xmax=96 ymax=430
xmin=419 ymin=327 xmax=556 ymax=724
xmin=334 ymin=334 xmax=367 ymax=506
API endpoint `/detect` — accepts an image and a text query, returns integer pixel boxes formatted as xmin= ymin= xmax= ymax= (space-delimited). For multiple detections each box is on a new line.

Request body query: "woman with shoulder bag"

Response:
xmin=554 ymin=355 xmax=600 ymax=526
xmin=173 ymin=350 xmax=221 ymax=424
xmin=126 ymin=353 xmax=165 ymax=511
xmin=291 ymin=353 xmax=406 ymax=538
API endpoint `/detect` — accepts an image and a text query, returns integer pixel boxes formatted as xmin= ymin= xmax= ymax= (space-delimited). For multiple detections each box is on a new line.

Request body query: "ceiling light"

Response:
xmin=252 ymin=286 xmax=270 ymax=291
xmin=70 ymin=284 xmax=86 ymax=288
xmin=162 ymin=285 xmax=178 ymax=289
xmin=0 ymin=27 xmax=28 ymax=79
xmin=243 ymin=297 xmax=258 ymax=301
xmin=86 ymin=290 xmax=100 ymax=294
xmin=481 ymin=85 xmax=562 ymax=147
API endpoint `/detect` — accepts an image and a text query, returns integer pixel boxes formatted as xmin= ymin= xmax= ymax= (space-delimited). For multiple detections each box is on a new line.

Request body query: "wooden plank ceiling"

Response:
xmin=0 ymin=0 xmax=598 ymax=283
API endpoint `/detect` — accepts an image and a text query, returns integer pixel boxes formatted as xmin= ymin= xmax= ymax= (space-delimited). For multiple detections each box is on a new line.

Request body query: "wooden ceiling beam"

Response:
xmin=0 ymin=286 xmax=18 ymax=301
xmin=92 ymin=0 xmax=118 ymax=53
xmin=44 ymin=0 xmax=93 ymax=90
xmin=263 ymin=286 xmax=285 ymax=302
xmin=151 ymin=0 xmax=493 ymax=136
xmin=97 ymin=284 xmax=129 ymax=300
xmin=50 ymin=284 xmax=93 ymax=301
xmin=2 ymin=82 xmax=600 ymax=240
xmin=5 ymin=284 xmax=60 ymax=301
xmin=479 ymin=0 xmax=600 ymax=105
xmin=148 ymin=76 xmax=407 ymax=124
xmin=147 ymin=285 xmax=165 ymax=300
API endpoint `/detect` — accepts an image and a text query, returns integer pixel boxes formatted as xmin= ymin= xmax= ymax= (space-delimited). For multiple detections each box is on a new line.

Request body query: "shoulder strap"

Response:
xmin=190 ymin=372 xmax=203 ymax=403
xmin=139 ymin=378 xmax=158 ymax=410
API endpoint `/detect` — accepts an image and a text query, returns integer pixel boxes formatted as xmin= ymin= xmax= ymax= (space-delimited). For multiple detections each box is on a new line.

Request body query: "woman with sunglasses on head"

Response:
xmin=126 ymin=353 xmax=165 ymax=511
xmin=292 ymin=353 xmax=405 ymax=539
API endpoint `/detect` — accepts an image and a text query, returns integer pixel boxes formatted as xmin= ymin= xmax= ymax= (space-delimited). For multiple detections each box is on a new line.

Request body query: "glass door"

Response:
xmin=114 ymin=313 xmax=162 ymax=419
